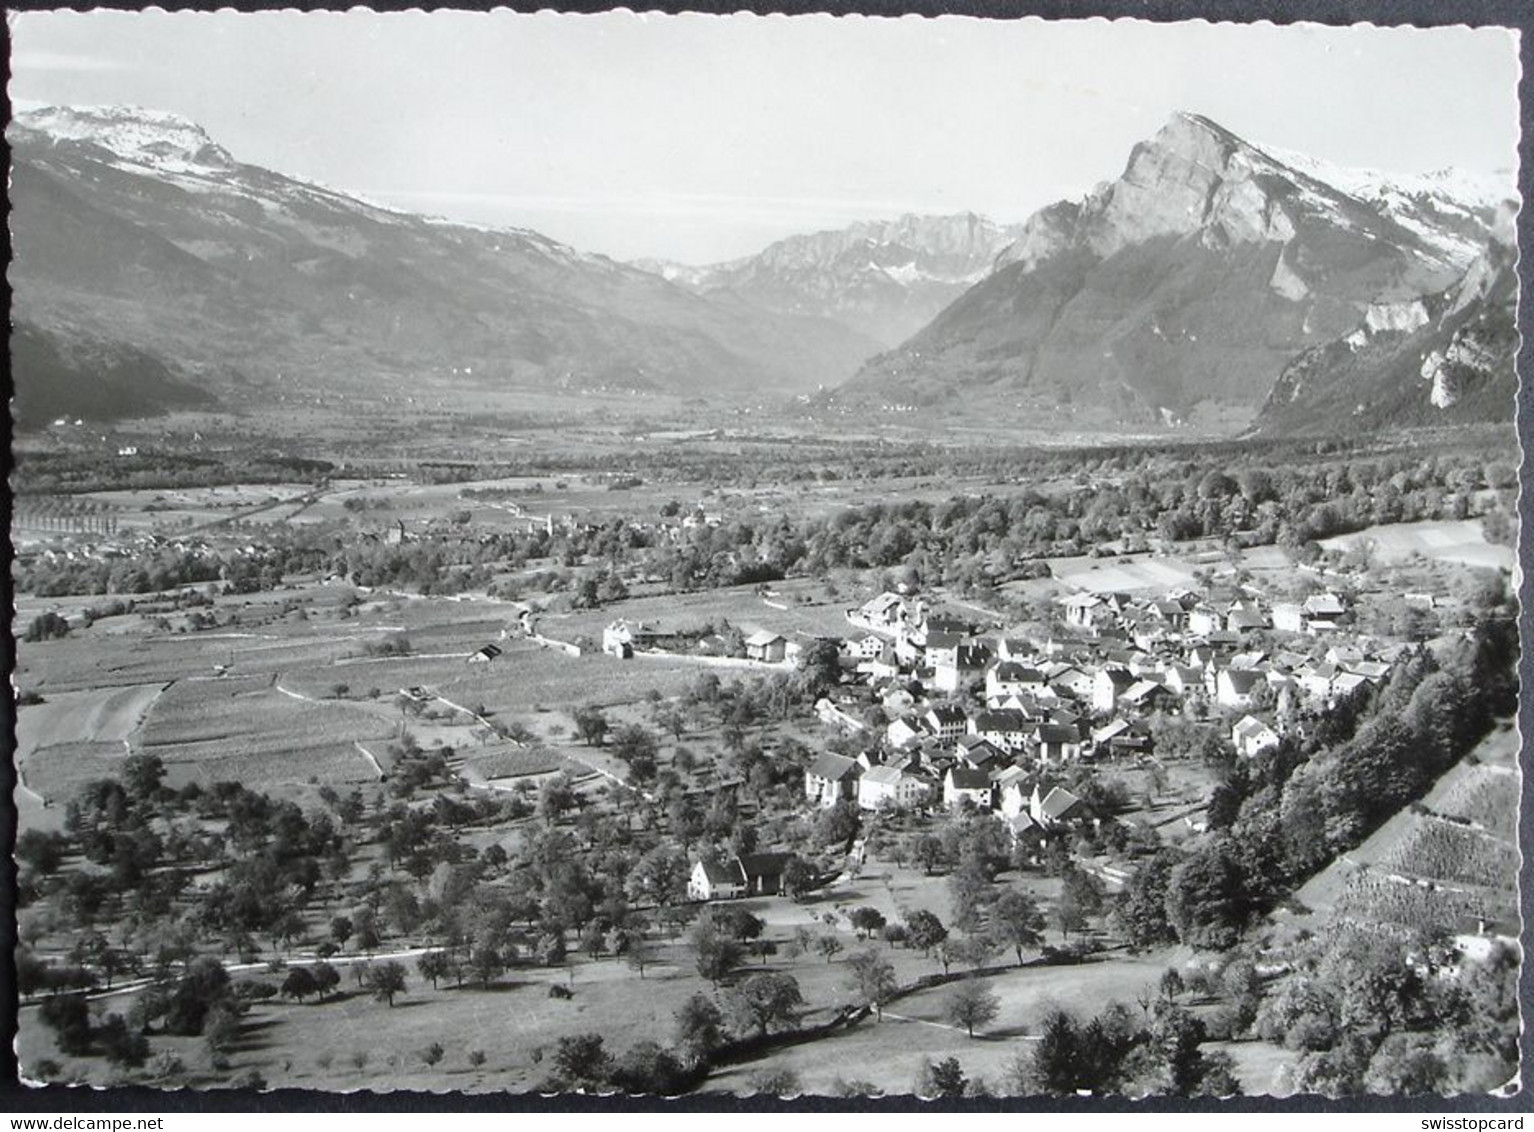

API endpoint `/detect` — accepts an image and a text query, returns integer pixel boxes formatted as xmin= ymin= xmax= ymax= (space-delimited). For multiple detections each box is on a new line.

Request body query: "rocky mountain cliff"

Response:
xmin=830 ymin=112 xmax=1514 ymax=431
xmin=635 ymin=213 xmax=1024 ymax=347
xmin=1256 ymin=226 xmax=1518 ymax=434
xmin=8 ymin=104 xmax=880 ymax=424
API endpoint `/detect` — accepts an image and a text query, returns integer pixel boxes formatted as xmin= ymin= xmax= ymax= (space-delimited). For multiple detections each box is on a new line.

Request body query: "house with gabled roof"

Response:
xmin=804 ymin=751 xmax=862 ymax=808
xmin=987 ymin=661 xmax=1046 ymax=705
xmin=1216 ymin=667 xmax=1264 ymax=710
xmin=1231 ymin=714 xmax=1281 ymax=758
xmin=955 ymin=734 xmax=1006 ymax=770
xmin=1092 ymin=667 xmax=1136 ymax=713
xmin=1119 ymin=679 xmax=1170 ymax=712
xmin=745 ymin=630 xmax=788 ymax=663
xmin=887 ymin=715 xmax=924 ymax=750
xmin=933 ymin=643 xmax=991 ymax=693
xmin=1161 ymin=665 xmax=1206 ymax=698
xmin=944 ymin=766 xmax=994 ymax=811
xmin=858 ymin=763 xmax=933 ymax=811
xmin=847 ymin=591 xmax=908 ymax=635
xmin=1029 ymin=784 xmax=1085 ymax=828
xmin=969 ymin=708 xmax=1032 ymax=753
xmin=1035 ymin=722 xmax=1084 ymax=766
xmin=923 ymin=704 xmax=969 ymax=743
xmin=688 ymin=857 xmax=747 ymax=901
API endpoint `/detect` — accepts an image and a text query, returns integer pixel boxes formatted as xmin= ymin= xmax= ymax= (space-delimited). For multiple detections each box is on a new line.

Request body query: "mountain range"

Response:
xmin=8 ymin=104 xmax=878 ymax=427
xmin=633 ymin=212 xmax=1025 ymax=347
xmin=829 ymin=112 xmax=1516 ymax=431
xmin=7 ymin=104 xmax=1519 ymax=436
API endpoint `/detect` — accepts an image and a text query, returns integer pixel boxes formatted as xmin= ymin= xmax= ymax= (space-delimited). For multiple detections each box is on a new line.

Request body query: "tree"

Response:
xmin=552 ymin=1033 xmax=612 ymax=1091
xmin=572 ymin=706 xmax=610 ymax=747
xmin=537 ymin=773 xmax=579 ymax=825
xmin=848 ymin=906 xmax=888 ymax=940
xmin=689 ymin=917 xmax=743 ymax=985
xmin=329 ymin=915 xmax=353 ymax=949
xmin=946 ymin=980 xmax=1000 ymax=1038
xmin=904 ymin=909 xmax=948 ymax=955
xmin=747 ymin=1068 xmax=802 ymax=1097
xmin=1165 ymin=842 xmax=1250 ymax=951
xmin=38 ymin=993 xmax=92 ymax=1056
xmin=674 ymin=993 xmax=725 ymax=1066
xmin=281 ymin=966 xmax=319 ymax=1003
xmin=845 ymin=949 xmax=899 ymax=1021
xmin=726 ymin=972 xmax=804 ymax=1039
xmin=420 ymin=1041 xmax=445 ymax=1068
xmin=367 ymin=960 xmax=407 ymax=1007
xmin=814 ymin=934 xmax=844 ymax=964
xmin=991 ymin=888 xmax=1045 ymax=965
xmin=1056 ymin=866 xmax=1105 ymax=940
xmin=1116 ymin=849 xmax=1182 ymax=951
xmin=1030 ymin=1009 xmax=1081 ymax=1095
xmin=97 ymin=1013 xmax=149 ymax=1069
xmin=915 ymin=1056 xmax=968 ymax=1098
xmin=417 ymin=949 xmax=451 ymax=990
xmin=780 ymin=856 xmax=815 ymax=901
xmin=610 ymin=1040 xmax=688 ymax=1095
xmin=312 ymin=961 xmax=340 ymax=1002
xmin=610 ymin=723 xmax=660 ymax=782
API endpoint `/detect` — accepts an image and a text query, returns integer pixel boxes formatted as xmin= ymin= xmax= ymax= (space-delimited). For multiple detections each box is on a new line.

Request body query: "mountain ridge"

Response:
xmin=8 ymin=103 xmax=883 ymax=423
xmin=830 ymin=110 xmax=1516 ymax=431
xmin=633 ymin=211 xmax=1026 ymax=347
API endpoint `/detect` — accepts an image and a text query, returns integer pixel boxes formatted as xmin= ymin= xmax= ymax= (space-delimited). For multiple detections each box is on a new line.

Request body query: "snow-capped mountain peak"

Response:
xmin=12 ymin=103 xmax=235 ymax=171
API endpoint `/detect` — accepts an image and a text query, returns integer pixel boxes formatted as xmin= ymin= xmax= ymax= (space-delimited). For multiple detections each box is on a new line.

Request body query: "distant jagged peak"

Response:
xmin=13 ymin=102 xmax=234 ymax=171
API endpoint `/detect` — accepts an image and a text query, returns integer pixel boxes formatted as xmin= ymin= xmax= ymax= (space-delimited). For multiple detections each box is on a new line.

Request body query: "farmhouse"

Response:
xmin=468 ymin=643 xmax=502 ymax=664
xmin=1232 ymin=714 xmax=1281 ymax=758
xmin=804 ymin=751 xmax=862 ymax=808
xmin=922 ymin=704 xmax=969 ymax=743
xmin=1215 ymin=668 xmax=1264 ymax=710
xmin=847 ymin=592 xmax=907 ymax=634
xmin=857 ymin=763 xmax=934 ymax=811
xmin=1030 ymin=784 xmax=1085 ymax=828
xmin=1035 ymin=722 xmax=1085 ymax=766
xmin=1092 ymin=668 xmax=1135 ymax=713
xmin=944 ymin=766 xmax=994 ymax=810
xmin=744 ymin=630 xmax=788 ymax=663
xmin=688 ymin=858 xmax=746 ymax=901
xmin=970 ymin=708 xmax=1032 ymax=753
xmin=687 ymin=852 xmax=794 ymax=901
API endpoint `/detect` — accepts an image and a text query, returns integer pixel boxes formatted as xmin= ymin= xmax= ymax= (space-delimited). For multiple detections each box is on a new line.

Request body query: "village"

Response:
xmin=667 ymin=577 xmax=1402 ymax=902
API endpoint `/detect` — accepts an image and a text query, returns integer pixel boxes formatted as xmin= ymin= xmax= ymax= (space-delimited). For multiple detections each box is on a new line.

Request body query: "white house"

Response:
xmin=688 ymin=858 xmax=746 ymax=901
xmin=1215 ymin=668 xmax=1264 ymax=710
xmin=745 ymin=630 xmax=788 ymax=663
xmin=1092 ymin=668 xmax=1135 ymax=714
xmin=804 ymin=752 xmax=862 ymax=808
xmin=969 ymin=708 xmax=1032 ymax=753
xmin=923 ymin=704 xmax=969 ymax=743
xmin=887 ymin=716 xmax=924 ymax=750
xmin=1029 ymin=784 xmax=1085 ymax=828
xmin=1231 ymin=714 xmax=1281 ymax=758
xmin=858 ymin=764 xmax=933 ymax=810
xmin=944 ymin=766 xmax=994 ymax=811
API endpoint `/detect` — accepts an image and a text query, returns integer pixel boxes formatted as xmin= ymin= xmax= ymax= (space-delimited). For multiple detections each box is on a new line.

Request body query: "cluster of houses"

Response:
xmin=602 ymin=618 xmax=798 ymax=664
xmin=811 ymin=585 xmax=1405 ymax=838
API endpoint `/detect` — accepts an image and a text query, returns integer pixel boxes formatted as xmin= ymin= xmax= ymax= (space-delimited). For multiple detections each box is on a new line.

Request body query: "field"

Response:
xmin=1046 ymin=554 xmax=1202 ymax=596
xmin=705 ymin=949 xmax=1177 ymax=1096
xmin=1319 ymin=519 xmax=1513 ymax=571
xmin=135 ymin=678 xmax=396 ymax=788
xmin=547 ymin=581 xmax=858 ymax=643
xmin=1286 ymin=722 xmax=1519 ymax=934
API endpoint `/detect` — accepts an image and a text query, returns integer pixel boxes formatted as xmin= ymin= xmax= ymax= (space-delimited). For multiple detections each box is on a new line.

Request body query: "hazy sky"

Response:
xmin=9 ymin=11 xmax=1522 ymax=263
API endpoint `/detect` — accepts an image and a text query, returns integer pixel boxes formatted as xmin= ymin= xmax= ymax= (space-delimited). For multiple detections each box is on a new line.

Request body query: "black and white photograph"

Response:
xmin=4 ymin=6 xmax=1525 ymax=1105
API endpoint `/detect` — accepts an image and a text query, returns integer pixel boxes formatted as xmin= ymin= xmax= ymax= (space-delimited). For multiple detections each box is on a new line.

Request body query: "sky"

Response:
xmin=9 ymin=11 xmax=1522 ymax=263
